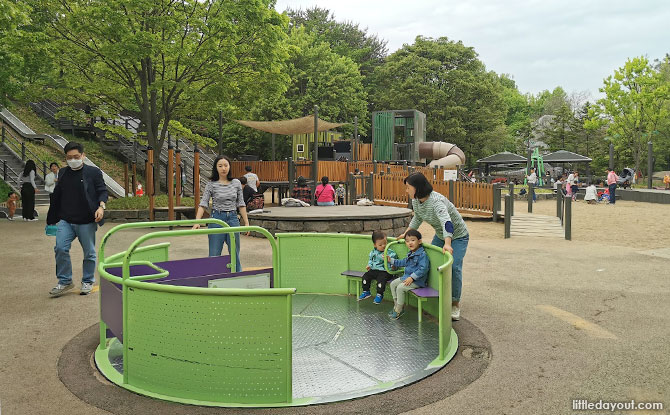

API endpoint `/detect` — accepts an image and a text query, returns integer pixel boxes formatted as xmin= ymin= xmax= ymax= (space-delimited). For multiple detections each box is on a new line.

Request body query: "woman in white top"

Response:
xmin=19 ymin=160 xmax=38 ymax=221
xmin=44 ymin=162 xmax=60 ymax=202
xmin=193 ymin=155 xmax=248 ymax=272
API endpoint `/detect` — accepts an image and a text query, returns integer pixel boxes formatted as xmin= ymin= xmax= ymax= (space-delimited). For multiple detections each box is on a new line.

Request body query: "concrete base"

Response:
xmin=247 ymin=205 xmax=413 ymax=237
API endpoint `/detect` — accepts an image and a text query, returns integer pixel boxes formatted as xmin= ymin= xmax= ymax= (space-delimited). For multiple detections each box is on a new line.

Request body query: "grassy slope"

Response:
xmin=7 ymin=102 xmax=127 ymax=186
xmin=107 ymin=195 xmax=195 ymax=209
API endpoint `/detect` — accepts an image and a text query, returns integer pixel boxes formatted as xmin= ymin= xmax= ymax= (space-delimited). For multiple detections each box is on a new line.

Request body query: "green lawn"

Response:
xmin=107 ymin=195 xmax=195 ymax=210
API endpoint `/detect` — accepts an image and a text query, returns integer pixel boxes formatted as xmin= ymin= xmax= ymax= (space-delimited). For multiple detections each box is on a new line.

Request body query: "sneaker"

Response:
xmin=7 ymin=217 xmax=13 ymax=221
xmin=80 ymin=282 xmax=93 ymax=295
xmin=390 ymin=310 xmax=404 ymax=320
xmin=29 ymin=218 xmax=38 ymax=221
xmin=49 ymin=283 xmax=74 ymax=297
xmin=358 ymin=291 xmax=371 ymax=301
xmin=373 ymin=294 xmax=383 ymax=304
xmin=451 ymin=305 xmax=461 ymax=321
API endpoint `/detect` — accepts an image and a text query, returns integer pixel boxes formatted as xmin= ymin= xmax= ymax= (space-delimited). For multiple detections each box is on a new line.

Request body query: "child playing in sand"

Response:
xmin=6 ymin=191 xmax=19 ymax=220
xmin=359 ymin=231 xmax=398 ymax=304
xmin=386 ymin=229 xmax=430 ymax=319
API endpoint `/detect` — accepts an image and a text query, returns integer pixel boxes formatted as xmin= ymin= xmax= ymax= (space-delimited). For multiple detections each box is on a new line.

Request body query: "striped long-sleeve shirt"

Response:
xmin=199 ymin=179 xmax=245 ymax=212
xmin=409 ymin=191 xmax=469 ymax=241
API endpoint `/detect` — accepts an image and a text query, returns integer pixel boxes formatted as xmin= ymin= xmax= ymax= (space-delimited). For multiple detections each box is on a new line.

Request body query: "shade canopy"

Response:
xmin=235 ymin=115 xmax=347 ymax=135
xmin=476 ymin=152 xmax=527 ymax=165
xmin=542 ymin=150 xmax=592 ymax=163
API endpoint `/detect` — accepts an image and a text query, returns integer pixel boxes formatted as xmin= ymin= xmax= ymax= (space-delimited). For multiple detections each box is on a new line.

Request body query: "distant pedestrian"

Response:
xmin=44 ymin=162 xmax=60 ymax=202
xmin=335 ymin=183 xmax=346 ymax=205
xmin=526 ymin=168 xmax=537 ymax=202
xmin=243 ymin=165 xmax=260 ymax=193
xmin=571 ymin=171 xmax=579 ymax=201
xmin=606 ymin=168 xmax=619 ymax=205
xmin=664 ymin=173 xmax=670 ymax=190
xmin=19 ymin=160 xmax=38 ymax=221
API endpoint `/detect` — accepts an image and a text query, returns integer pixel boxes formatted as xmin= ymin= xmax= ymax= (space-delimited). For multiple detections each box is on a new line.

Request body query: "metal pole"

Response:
xmin=648 ymin=141 xmax=653 ymax=189
xmin=147 ymin=147 xmax=155 ymax=221
xmin=609 ymin=143 xmax=614 ymax=170
xmin=132 ymin=162 xmax=137 ymax=196
xmin=218 ymin=110 xmax=223 ymax=156
xmin=3 ymin=160 xmax=6 ymax=181
xmin=175 ymin=149 xmax=182 ymax=206
xmin=287 ymin=156 xmax=294 ymax=195
xmin=1 ymin=125 xmax=5 ymax=143
xmin=504 ymin=194 xmax=511 ymax=238
xmin=193 ymin=143 xmax=200 ymax=205
xmin=492 ymin=184 xmax=501 ymax=222
xmin=167 ymin=138 xmax=174 ymax=221
xmin=508 ymin=182 xmax=514 ymax=217
xmin=564 ymin=196 xmax=571 ymax=240
xmin=21 ymin=142 xmax=26 ymax=161
xmin=312 ymin=106 xmax=319 ymax=204
xmin=556 ymin=189 xmax=562 ymax=219
xmin=124 ymin=162 xmax=129 ymax=197
xmin=528 ymin=183 xmax=533 ymax=213
xmin=353 ymin=116 xmax=358 ymax=162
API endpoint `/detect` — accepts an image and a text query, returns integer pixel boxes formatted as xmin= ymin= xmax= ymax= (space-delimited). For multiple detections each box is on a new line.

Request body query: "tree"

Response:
xmin=0 ymin=0 xmax=29 ymax=105
xmin=541 ymin=103 xmax=577 ymax=151
xmin=371 ymin=36 xmax=507 ymax=165
xmin=594 ymin=56 xmax=670 ymax=175
xmin=40 ymin=0 xmax=288 ymax=190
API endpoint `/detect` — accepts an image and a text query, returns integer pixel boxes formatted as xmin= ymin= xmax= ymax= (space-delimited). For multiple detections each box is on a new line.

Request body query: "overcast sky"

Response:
xmin=274 ymin=0 xmax=670 ymax=100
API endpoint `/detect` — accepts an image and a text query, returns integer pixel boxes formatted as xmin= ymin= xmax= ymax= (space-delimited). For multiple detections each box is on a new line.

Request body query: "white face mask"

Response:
xmin=67 ymin=158 xmax=84 ymax=170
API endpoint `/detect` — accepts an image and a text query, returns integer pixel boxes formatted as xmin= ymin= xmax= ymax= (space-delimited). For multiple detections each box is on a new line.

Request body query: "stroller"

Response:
xmin=617 ymin=168 xmax=634 ymax=189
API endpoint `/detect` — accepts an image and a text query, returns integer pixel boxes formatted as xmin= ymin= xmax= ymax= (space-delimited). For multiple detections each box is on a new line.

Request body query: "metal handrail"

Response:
xmin=1 ymin=123 xmax=48 ymax=179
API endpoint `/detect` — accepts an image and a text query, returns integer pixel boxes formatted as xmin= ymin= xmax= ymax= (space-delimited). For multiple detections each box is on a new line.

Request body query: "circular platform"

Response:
xmin=248 ymin=205 xmax=413 ymax=236
xmin=100 ymin=293 xmax=455 ymax=405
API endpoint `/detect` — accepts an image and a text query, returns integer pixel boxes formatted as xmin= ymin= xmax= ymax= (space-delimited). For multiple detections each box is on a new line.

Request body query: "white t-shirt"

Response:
xmin=584 ymin=185 xmax=597 ymax=201
xmin=244 ymin=172 xmax=259 ymax=192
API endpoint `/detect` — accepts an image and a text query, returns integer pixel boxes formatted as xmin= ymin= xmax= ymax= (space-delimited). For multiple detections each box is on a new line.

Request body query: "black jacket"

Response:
xmin=47 ymin=164 xmax=108 ymax=226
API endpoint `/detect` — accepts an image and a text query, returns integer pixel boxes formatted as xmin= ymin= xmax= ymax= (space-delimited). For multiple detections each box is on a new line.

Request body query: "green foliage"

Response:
xmin=0 ymin=177 xmax=13 ymax=199
xmin=371 ymin=36 xmax=507 ymax=166
xmin=42 ymin=0 xmax=289 ymax=156
xmin=593 ymin=56 xmax=670 ymax=173
xmin=107 ymin=195 xmax=195 ymax=210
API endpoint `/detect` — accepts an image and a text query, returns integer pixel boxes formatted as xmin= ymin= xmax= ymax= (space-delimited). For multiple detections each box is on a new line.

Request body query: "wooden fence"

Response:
xmin=230 ymin=160 xmax=494 ymax=218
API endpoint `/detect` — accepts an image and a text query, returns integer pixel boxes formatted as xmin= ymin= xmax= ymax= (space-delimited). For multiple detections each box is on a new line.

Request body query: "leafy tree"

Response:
xmin=541 ymin=103 xmax=577 ymax=151
xmin=285 ymin=7 xmax=387 ymax=79
xmin=0 ymin=0 xmax=30 ymax=105
xmin=594 ymin=56 xmax=670 ymax=175
xmin=371 ymin=36 xmax=506 ymax=165
xmin=39 ymin=0 xmax=288 ymax=190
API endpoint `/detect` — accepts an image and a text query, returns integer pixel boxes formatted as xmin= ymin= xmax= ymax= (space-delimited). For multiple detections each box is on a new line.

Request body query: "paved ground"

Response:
xmin=1 ymin=202 xmax=669 ymax=414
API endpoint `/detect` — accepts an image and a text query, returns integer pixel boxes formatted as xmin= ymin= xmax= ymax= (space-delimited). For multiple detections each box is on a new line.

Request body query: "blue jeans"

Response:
xmin=317 ymin=201 xmax=335 ymax=206
xmin=55 ymin=220 xmax=98 ymax=285
xmin=608 ymin=183 xmax=616 ymax=204
xmin=431 ymin=234 xmax=469 ymax=302
xmin=208 ymin=210 xmax=242 ymax=272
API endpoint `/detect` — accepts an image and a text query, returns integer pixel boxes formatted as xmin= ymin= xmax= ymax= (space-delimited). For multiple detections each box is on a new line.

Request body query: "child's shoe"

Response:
xmin=451 ymin=305 xmax=461 ymax=321
xmin=390 ymin=309 xmax=404 ymax=320
xmin=358 ymin=291 xmax=371 ymax=301
xmin=373 ymin=294 xmax=383 ymax=304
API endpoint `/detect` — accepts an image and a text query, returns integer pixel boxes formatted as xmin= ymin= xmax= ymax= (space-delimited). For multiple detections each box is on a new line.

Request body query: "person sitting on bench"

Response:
xmin=359 ymin=231 xmax=398 ymax=304
xmin=386 ymin=229 xmax=430 ymax=320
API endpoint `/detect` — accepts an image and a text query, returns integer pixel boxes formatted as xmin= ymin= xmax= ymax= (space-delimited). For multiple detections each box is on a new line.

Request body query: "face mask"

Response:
xmin=67 ymin=158 xmax=84 ymax=170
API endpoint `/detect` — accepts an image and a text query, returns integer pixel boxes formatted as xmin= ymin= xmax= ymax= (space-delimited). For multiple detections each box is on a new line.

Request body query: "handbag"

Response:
xmin=247 ymin=193 xmax=264 ymax=211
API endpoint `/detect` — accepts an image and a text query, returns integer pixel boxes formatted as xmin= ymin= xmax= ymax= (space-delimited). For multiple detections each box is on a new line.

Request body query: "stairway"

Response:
xmin=0 ymin=144 xmax=50 ymax=206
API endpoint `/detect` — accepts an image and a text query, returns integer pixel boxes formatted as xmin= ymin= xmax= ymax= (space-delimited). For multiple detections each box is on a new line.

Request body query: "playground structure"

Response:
xmin=419 ymin=142 xmax=467 ymax=169
xmin=94 ymin=220 xmax=458 ymax=407
xmin=524 ymin=148 xmax=545 ymax=186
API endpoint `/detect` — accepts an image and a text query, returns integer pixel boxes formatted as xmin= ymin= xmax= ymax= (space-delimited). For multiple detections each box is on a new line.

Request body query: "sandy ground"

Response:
xmin=1 ymin=200 xmax=669 ymax=414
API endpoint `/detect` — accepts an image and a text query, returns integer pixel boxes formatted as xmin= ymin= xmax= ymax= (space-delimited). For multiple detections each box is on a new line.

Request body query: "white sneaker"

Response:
xmin=451 ymin=305 xmax=461 ymax=321
xmin=49 ymin=283 xmax=74 ymax=297
xmin=80 ymin=282 xmax=93 ymax=295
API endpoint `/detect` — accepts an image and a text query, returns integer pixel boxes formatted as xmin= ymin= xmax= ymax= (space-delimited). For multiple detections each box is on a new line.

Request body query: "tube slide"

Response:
xmin=418 ymin=142 xmax=466 ymax=168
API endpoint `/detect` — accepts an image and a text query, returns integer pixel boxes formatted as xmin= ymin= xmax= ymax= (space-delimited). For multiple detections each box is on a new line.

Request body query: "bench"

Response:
xmin=341 ymin=270 xmax=439 ymax=322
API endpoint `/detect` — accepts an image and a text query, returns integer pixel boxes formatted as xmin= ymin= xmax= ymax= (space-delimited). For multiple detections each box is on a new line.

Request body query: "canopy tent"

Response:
xmin=476 ymin=152 xmax=528 ymax=165
xmin=541 ymin=150 xmax=592 ymax=163
xmin=235 ymin=115 xmax=347 ymax=135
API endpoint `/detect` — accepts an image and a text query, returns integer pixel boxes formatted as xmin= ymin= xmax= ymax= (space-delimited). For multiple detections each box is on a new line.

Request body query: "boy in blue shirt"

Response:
xmin=359 ymin=231 xmax=398 ymax=304
xmin=386 ymin=229 xmax=430 ymax=319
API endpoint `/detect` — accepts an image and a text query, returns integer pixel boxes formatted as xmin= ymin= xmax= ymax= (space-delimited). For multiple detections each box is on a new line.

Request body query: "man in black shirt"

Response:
xmin=47 ymin=142 xmax=108 ymax=297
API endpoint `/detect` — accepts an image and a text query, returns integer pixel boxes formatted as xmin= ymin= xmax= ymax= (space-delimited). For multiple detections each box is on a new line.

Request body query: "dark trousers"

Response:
xmin=362 ymin=269 xmax=394 ymax=295
xmin=21 ymin=183 xmax=35 ymax=219
xmin=608 ymin=184 xmax=616 ymax=204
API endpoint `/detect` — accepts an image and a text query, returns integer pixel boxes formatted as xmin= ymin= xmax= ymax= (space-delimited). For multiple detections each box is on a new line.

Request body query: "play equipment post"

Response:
xmin=131 ymin=162 xmax=137 ymax=197
xmin=508 ymin=182 xmax=514 ymax=217
xmin=556 ymin=189 xmax=563 ymax=221
xmin=123 ymin=161 xmax=129 ymax=196
xmin=528 ymin=183 xmax=533 ymax=213
xmin=312 ymin=105 xmax=319 ymax=205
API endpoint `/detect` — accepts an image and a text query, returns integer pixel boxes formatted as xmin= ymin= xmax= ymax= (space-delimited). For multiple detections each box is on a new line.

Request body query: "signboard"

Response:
xmin=443 ymin=170 xmax=457 ymax=181
xmin=208 ymin=273 xmax=271 ymax=289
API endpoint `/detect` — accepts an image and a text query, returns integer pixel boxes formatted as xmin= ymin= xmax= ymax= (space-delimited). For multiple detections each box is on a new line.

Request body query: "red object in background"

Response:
xmin=491 ymin=177 xmax=508 ymax=184
xmin=135 ymin=183 xmax=144 ymax=196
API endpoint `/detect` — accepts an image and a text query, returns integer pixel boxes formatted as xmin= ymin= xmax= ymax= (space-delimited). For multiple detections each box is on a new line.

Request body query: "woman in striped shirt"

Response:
xmin=193 ymin=155 xmax=249 ymax=271
xmin=399 ymin=172 xmax=469 ymax=321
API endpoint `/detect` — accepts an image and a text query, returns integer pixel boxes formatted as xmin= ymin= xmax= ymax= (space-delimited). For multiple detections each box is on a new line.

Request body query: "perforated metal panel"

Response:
xmin=125 ymin=288 xmax=291 ymax=404
xmin=277 ymin=234 xmax=349 ymax=294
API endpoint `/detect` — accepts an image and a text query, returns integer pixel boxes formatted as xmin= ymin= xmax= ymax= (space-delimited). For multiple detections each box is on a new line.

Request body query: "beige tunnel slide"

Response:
xmin=418 ymin=142 xmax=466 ymax=169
